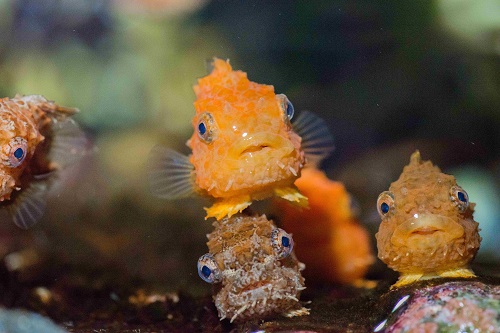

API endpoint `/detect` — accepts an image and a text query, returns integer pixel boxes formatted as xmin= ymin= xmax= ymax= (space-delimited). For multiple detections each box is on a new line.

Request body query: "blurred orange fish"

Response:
xmin=0 ymin=95 xmax=87 ymax=229
xmin=149 ymin=58 xmax=333 ymax=220
xmin=276 ymin=168 xmax=374 ymax=285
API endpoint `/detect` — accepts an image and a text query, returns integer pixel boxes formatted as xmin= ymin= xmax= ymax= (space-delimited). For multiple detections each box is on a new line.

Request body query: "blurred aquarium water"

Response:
xmin=0 ymin=0 xmax=496 ymax=298
xmin=438 ymin=0 xmax=500 ymax=55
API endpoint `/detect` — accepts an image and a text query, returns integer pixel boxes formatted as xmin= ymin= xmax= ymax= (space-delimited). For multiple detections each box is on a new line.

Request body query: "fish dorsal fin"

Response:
xmin=48 ymin=118 xmax=89 ymax=169
xmin=39 ymin=97 xmax=79 ymax=118
xmin=7 ymin=180 xmax=49 ymax=229
xmin=292 ymin=110 xmax=335 ymax=168
xmin=205 ymin=58 xmax=215 ymax=74
xmin=148 ymin=145 xmax=196 ymax=199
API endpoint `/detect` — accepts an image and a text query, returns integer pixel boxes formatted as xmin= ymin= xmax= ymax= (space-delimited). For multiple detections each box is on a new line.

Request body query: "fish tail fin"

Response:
xmin=292 ymin=110 xmax=335 ymax=168
xmin=148 ymin=145 xmax=196 ymax=199
xmin=5 ymin=179 xmax=51 ymax=229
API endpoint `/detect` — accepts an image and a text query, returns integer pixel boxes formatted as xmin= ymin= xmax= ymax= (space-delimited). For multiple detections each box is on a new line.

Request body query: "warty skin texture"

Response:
xmin=205 ymin=214 xmax=306 ymax=322
xmin=375 ymin=151 xmax=481 ymax=287
xmin=188 ymin=59 xmax=304 ymax=202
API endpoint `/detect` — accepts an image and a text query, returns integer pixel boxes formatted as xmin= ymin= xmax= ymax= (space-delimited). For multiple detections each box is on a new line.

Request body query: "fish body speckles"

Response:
xmin=148 ymin=58 xmax=332 ymax=321
xmin=0 ymin=95 xmax=87 ymax=229
xmin=375 ymin=151 xmax=481 ymax=288
xmin=198 ymin=214 xmax=306 ymax=322
xmin=148 ymin=58 xmax=333 ymax=220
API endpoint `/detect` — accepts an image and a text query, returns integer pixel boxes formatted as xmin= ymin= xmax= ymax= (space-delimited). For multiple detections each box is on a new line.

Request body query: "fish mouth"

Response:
xmin=409 ymin=227 xmax=440 ymax=236
xmin=241 ymin=145 xmax=270 ymax=155
xmin=391 ymin=214 xmax=464 ymax=249
xmin=229 ymin=132 xmax=295 ymax=159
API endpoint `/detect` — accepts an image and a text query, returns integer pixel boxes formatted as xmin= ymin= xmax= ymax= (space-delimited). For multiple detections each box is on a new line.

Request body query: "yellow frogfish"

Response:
xmin=276 ymin=168 xmax=374 ymax=285
xmin=375 ymin=151 xmax=481 ymax=288
xmin=0 ymin=94 xmax=86 ymax=229
xmin=197 ymin=214 xmax=308 ymax=322
xmin=149 ymin=58 xmax=333 ymax=220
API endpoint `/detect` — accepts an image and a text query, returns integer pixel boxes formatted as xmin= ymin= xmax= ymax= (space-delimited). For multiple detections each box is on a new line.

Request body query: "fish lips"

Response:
xmin=228 ymin=132 xmax=295 ymax=159
xmin=391 ymin=214 xmax=464 ymax=250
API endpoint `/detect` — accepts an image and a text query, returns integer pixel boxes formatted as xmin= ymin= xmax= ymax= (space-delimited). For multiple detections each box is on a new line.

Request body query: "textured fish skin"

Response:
xmin=149 ymin=58 xmax=335 ymax=220
xmin=0 ymin=94 xmax=84 ymax=228
xmin=189 ymin=59 xmax=306 ymax=218
xmin=0 ymin=95 xmax=77 ymax=200
xmin=206 ymin=214 xmax=307 ymax=322
xmin=376 ymin=151 xmax=481 ymax=288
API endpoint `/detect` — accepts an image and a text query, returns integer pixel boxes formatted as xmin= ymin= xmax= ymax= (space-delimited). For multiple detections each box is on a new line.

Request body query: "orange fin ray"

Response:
xmin=438 ymin=267 xmax=476 ymax=279
xmin=204 ymin=196 xmax=252 ymax=220
xmin=274 ymin=187 xmax=309 ymax=208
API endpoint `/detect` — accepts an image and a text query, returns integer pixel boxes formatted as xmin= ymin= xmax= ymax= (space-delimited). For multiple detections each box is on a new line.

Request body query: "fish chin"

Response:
xmin=391 ymin=214 xmax=464 ymax=251
xmin=0 ymin=170 xmax=16 ymax=201
xmin=215 ymin=264 xmax=303 ymax=322
xmin=208 ymin=133 xmax=301 ymax=196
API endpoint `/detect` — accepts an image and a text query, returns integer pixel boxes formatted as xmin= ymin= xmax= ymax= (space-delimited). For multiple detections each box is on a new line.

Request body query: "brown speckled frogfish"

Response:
xmin=197 ymin=214 xmax=308 ymax=323
xmin=375 ymin=151 xmax=481 ymax=288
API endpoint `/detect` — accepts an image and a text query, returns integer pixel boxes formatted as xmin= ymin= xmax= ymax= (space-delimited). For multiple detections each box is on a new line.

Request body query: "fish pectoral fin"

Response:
xmin=148 ymin=145 xmax=196 ymax=200
xmin=437 ymin=267 xmax=476 ymax=279
xmin=391 ymin=273 xmax=424 ymax=289
xmin=204 ymin=196 xmax=251 ymax=220
xmin=6 ymin=180 xmax=51 ymax=229
xmin=292 ymin=110 xmax=335 ymax=168
xmin=274 ymin=187 xmax=308 ymax=208
xmin=282 ymin=307 xmax=310 ymax=318
xmin=48 ymin=118 xmax=89 ymax=169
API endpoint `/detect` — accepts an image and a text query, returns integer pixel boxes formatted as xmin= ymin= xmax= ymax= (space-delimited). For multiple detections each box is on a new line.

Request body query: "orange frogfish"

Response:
xmin=0 ymin=94 xmax=87 ymax=228
xmin=277 ymin=168 xmax=374 ymax=285
xmin=375 ymin=151 xmax=481 ymax=288
xmin=149 ymin=58 xmax=333 ymax=220
xmin=197 ymin=214 xmax=308 ymax=322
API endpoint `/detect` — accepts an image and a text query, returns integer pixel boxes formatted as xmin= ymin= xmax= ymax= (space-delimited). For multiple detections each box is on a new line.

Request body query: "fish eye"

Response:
xmin=197 ymin=112 xmax=216 ymax=143
xmin=450 ymin=186 xmax=469 ymax=212
xmin=377 ymin=191 xmax=395 ymax=218
xmin=271 ymin=228 xmax=294 ymax=259
xmin=197 ymin=253 xmax=222 ymax=283
xmin=285 ymin=99 xmax=294 ymax=120
xmin=277 ymin=94 xmax=294 ymax=121
xmin=198 ymin=122 xmax=206 ymax=135
xmin=6 ymin=137 xmax=28 ymax=168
